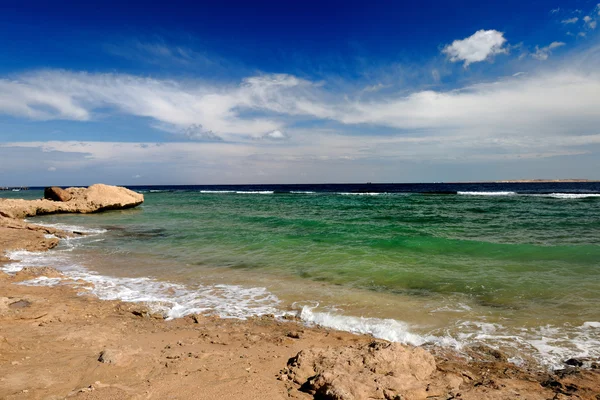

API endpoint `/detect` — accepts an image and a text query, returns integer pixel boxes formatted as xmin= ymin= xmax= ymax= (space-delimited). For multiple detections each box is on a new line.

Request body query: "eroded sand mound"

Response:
xmin=0 ymin=184 xmax=144 ymax=219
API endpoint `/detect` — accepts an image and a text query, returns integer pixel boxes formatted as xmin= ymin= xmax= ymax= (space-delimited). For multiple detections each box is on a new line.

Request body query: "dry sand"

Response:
xmin=1 ymin=185 xmax=598 ymax=400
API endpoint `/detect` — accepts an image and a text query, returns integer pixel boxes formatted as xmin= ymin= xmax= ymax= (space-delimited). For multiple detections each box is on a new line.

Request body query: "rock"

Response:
xmin=287 ymin=331 xmax=302 ymax=339
xmin=44 ymin=186 xmax=72 ymax=202
xmin=0 ymin=297 xmax=11 ymax=313
xmin=564 ymin=358 xmax=584 ymax=367
xmin=8 ymin=299 xmax=31 ymax=309
xmin=98 ymin=349 xmax=126 ymax=365
xmin=468 ymin=344 xmax=508 ymax=362
xmin=287 ymin=340 xmax=437 ymax=400
xmin=0 ymin=184 xmax=144 ymax=219
xmin=0 ymin=215 xmax=63 ymax=255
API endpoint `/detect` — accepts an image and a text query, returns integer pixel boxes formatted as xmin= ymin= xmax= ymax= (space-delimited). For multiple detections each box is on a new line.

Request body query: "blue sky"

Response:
xmin=1 ymin=0 xmax=599 ymax=185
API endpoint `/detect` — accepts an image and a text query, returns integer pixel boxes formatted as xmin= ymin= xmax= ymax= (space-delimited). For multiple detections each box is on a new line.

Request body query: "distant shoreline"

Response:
xmin=448 ymin=179 xmax=600 ymax=184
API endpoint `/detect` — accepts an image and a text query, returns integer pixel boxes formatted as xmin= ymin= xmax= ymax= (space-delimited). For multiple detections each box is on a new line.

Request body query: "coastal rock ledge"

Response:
xmin=0 ymin=184 xmax=144 ymax=219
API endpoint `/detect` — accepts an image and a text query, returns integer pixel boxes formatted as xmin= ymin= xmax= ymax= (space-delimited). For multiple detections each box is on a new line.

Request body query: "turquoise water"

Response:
xmin=4 ymin=185 xmax=600 ymax=368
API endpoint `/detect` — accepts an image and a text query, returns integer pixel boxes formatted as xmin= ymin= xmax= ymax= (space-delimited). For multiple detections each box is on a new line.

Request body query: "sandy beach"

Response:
xmin=1 ymin=186 xmax=599 ymax=400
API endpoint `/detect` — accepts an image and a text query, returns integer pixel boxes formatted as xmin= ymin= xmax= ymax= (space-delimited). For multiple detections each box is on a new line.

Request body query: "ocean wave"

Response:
xmin=456 ymin=191 xmax=600 ymax=199
xmin=298 ymin=305 xmax=459 ymax=348
xmin=4 ymin=248 xmax=281 ymax=320
xmin=235 ymin=191 xmax=274 ymax=194
xmin=541 ymin=193 xmax=600 ymax=199
xmin=198 ymin=190 xmax=274 ymax=194
xmin=458 ymin=191 xmax=517 ymax=196
xmin=25 ymin=221 xmax=108 ymax=235
xmin=339 ymin=192 xmax=383 ymax=196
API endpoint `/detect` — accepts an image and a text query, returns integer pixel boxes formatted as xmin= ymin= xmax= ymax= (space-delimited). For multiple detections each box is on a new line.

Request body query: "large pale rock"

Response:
xmin=0 ymin=184 xmax=144 ymax=219
xmin=44 ymin=186 xmax=72 ymax=202
xmin=286 ymin=341 xmax=443 ymax=400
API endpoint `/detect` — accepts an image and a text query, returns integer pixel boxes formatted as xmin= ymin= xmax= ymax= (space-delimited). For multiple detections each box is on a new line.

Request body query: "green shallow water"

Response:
xmin=8 ymin=189 xmax=600 ymax=368
xmin=127 ymin=192 xmax=600 ymax=308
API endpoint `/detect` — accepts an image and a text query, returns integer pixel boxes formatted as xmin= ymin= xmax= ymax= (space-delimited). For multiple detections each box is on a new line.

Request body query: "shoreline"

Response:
xmin=3 ymin=267 xmax=600 ymax=399
xmin=1 ymin=187 xmax=600 ymax=399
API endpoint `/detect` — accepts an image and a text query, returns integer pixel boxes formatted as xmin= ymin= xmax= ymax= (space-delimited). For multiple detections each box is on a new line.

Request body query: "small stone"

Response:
xmin=384 ymin=389 xmax=402 ymax=400
xmin=564 ymin=358 xmax=584 ymax=367
xmin=287 ymin=331 xmax=302 ymax=339
xmin=98 ymin=349 xmax=121 ymax=364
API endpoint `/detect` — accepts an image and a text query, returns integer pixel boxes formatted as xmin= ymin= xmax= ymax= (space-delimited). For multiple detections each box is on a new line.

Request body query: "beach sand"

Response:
xmin=1 ymin=187 xmax=599 ymax=399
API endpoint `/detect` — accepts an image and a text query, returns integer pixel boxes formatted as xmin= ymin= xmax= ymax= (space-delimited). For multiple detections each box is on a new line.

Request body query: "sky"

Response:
xmin=1 ymin=0 xmax=600 ymax=185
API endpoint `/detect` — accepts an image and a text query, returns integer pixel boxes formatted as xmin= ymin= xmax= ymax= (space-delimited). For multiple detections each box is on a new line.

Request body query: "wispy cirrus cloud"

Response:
xmin=531 ymin=41 xmax=565 ymax=60
xmin=1 ymin=65 xmax=600 ymax=142
xmin=562 ymin=17 xmax=579 ymax=24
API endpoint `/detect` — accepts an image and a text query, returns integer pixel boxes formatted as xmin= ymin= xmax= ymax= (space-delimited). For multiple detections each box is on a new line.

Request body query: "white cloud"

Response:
xmin=0 ymin=68 xmax=598 ymax=139
xmin=531 ymin=41 xmax=565 ymax=61
xmin=442 ymin=30 xmax=508 ymax=67
xmin=262 ymin=130 xmax=287 ymax=140
xmin=562 ymin=17 xmax=579 ymax=24
xmin=0 ymin=72 xmax=317 ymax=140
xmin=551 ymin=8 xmax=560 ymax=14
xmin=1 ymin=64 xmax=600 ymax=178
xmin=47 ymin=166 xmax=56 ymax=172
xmin=182 ymin=124 xmax=223 ymax=141
xmin=581 ymin=15 xmax=597 ymax=29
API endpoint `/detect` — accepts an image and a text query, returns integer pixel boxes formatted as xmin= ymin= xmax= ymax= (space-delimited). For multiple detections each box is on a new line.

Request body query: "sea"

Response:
xmin=2 ymin=182 xmax=600 ymax=370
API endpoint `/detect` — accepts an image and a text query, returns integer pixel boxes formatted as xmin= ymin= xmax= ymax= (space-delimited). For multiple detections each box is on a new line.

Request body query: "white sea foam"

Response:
xmin=3 ymin=242 xmax=281 ymax=320
xmin=236 ymin=191 xmax=274 ymax=194
xmin=68 ymin=272 xmax=281 ymax=320
xmin=583 ymin=321 xmax=600 ymax=329
xmin=290 ymin=191 xmax=317 ymax=194
xmin=339 ymin=192 xmax=382 ymax=196
xmin=17 ymin=276 xmax=65 ymax=287
xmin=25 ymin=221 xmax=108 ymax=235
xmin=458 ymin=191 xmax=517 ymax=196
xmin=298 ymin=305 xmax=461 ymax=349
xmin=201 ymin=190 xmax=275 ymax=194
xmin=430 ymin=303 xmax=472 ymax=313
xmin=542 ymin=193 xmax=600 ymax=199
xmin=456 ymin=192 xmax=600 ymax=199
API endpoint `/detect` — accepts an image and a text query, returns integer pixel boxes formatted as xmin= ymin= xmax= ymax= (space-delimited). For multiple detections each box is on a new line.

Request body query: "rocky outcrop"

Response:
xmin=0 ymin=184 xmax=144 ymax=219
xmin=0 ymin=184 xmax=143 ymax=262
xmin=285 ymin=341 xmax=461 ymax=400
xmin=0 ymin=215 xmax=70 ymax=262
xmin=44 ymin=186 xmax=72 ymax=202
